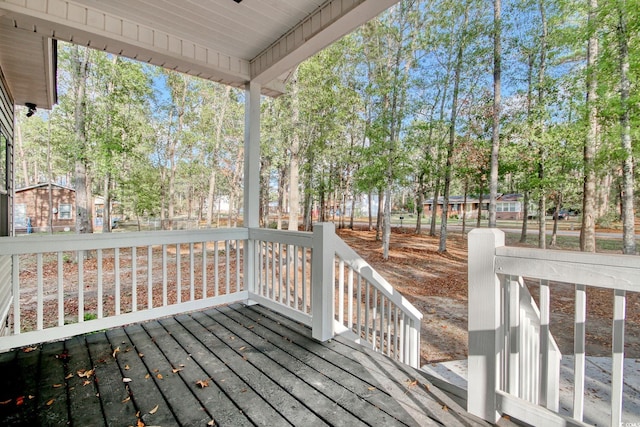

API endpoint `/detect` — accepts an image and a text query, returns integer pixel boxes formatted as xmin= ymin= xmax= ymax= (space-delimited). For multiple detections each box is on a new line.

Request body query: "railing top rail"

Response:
xmin=248 ymin=228 xmax=314 ymax=247
xmin=496 ymin=245 xmax=640 ymax=268
xmin=332 ymin=237 xmax=423 ymax=322
xmin=495 ymin=246 xmax=640 ymax=291
xmin=0 ymin=228 xmax=250 ymax=255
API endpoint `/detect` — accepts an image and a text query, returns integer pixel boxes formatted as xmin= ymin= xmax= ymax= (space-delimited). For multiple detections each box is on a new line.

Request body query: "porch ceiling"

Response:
xmin=0 ymin=0 xmax=399 ymax=102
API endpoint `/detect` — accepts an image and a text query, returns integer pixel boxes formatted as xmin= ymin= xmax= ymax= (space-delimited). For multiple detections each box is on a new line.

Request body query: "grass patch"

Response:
xmin=505 ymin=233 xmax=629 ymax=253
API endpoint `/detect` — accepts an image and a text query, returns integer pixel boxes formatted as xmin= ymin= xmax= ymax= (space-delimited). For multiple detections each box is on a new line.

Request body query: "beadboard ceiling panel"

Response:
xmin=0 ymin=0 xmax=399 ymax=104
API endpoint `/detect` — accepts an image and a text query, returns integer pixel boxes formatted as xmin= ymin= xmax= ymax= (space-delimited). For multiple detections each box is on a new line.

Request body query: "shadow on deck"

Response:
xmin=0 ymin=304 xmax=490 ymax=426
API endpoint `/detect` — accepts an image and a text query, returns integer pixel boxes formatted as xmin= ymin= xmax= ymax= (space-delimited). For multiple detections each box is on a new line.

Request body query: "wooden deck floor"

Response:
xmin=0 ymin=304 xmax=490 ymax=426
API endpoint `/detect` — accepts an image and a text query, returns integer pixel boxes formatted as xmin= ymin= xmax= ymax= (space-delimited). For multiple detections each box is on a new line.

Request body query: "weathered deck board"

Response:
xmin=240 ymin=304 xmax=482 ymax=427
xmin=65 ymin=335 xmax=105 ymax=427
xmin=0 ymin=305 xmax=491 ymax=426
xmin=143 ymin=317 xmax=254 ymax=427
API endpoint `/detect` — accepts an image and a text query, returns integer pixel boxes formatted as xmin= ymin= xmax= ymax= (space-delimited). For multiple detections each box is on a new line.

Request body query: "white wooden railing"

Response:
xmin=332 ymin=236 xmax=422 ymax=368
xmin=0 ymin=223 xmax=422 ymax=367
xmin=0 ymin=228 xmax=248 ymax=351
xmin=468 ymin=228 xmax=640 ymax=427
xmin=248 ymin=223 xmax=422 ymax=368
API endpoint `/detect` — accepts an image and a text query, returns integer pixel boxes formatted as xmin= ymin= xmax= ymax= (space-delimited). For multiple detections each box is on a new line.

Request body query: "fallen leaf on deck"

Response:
xmin=196 ymin=379 xmax=209 ymax=388
xmin=124 ymin=365 xmax=130 ymax=370
xmin=28 ymin=395 xmax=35 ymax=399
xmin=46 ymin=398 xmax=55 ymax=406
xmin=15 ymin=396 xmax=24 ymax=406
xmin=172 ymin=368 xmax=182 ymax=373
xmin=137 ymin=418 xmax=145 ymax=427
xmin=123 ymin=378 xmax=132 ymax=383
xmin=0 ymin=399 xmax=11 ymax=405
xmin=83 ymin=380 xmax=91 ymax=386
xmin=424 ymin=384 xmax=430 ymax=392
xmin=238 ymin=346 xmax=246 ymax=351
xmin=156 ymin=373 xmax=163 ymax=380
xmin=77 ymin=369 xmax=94 ymax=378
xmin=407 ymin=379 xmax=418 ymax=387
xmin=442 ymin=404 xmax=449 ymax=411
xmin=23 ymin=346 xmax=38 ymax=353
xmin=247 ymin=325 xmax=254 ymax=329
xmin=138 ymin=353 xmax=144 ymax=358
xmin=145 ymin=374 xmax=150 ymax=379
xmin=367 ymin=387 xmax=376 ymax=391
xmin=65 ymin=373 xmax=74 ymax=380
xmin=149 ymin=404 xmax=159 ymax=414
xmin=122 ymin=396 xmax=131 ymax=403
xmin=52 ymin=383 xmax=63 ymax=388
xmin=208 ymin=419 xmax=215 ymax=426
xmin=113 ymin=347 xmax=120 ymax=358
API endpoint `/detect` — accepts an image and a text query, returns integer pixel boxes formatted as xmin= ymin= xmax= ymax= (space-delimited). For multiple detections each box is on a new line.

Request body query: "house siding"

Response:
xmin=0 ymin=66 xmax=13 ymax=336
xmin=15 ymin=185 xmax=76 ymax=233
xmin=0 ymin=65 xmax=14 ymax=238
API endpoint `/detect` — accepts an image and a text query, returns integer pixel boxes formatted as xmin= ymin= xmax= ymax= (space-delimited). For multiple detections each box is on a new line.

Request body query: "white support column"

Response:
xmin=311 ymin=223 xmax=335 ymax=342
xmin=243 ymin=81 xmax=261 ymax=228
xmin=468 ymin=228 xmax=504 ymax=423
xmin=243 ymin=81 xmax=261 ymax=300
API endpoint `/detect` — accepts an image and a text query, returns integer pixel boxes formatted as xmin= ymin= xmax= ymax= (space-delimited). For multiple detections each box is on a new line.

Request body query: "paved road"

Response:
xmin=351 ymin=220 xmax=637 ymax=240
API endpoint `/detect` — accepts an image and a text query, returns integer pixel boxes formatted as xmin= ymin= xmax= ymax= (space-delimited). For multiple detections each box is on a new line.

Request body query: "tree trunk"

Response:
xmin=376 ymin=188 xmax=384 ymax=240
xmin=488 ymin=0 xmax=502 ymax=228
xmin=415 ymin=173 xmax=425 ymax=234
xmin=382 ymin=188 xmax=391 ymax=259
xmin=206 ymin=87 xmax=231 ymax=227
xmin=462 ymin=179 xmax=468 ymax=236
xmin=537 ymin=0 xmax=548 ymax=249
xmin=617 ymin=1 xmax=635 ymax=254
xmin=429 ymin=181 xmax=440 ymax=237
xmin=520 ymin=191 xmax=530 ymax=243
xmin=72 ymin=46 xmax=93 ymax=235
xmin=103 ymin=173 xmax=112 ymax=233
xmin=550 ymin=193 xmax=561 ymax=247
xmin=439 ymin=5 xmax=468 ymax=253
xmin=365 ymin=191 xmax=371 ymax=231
xmin=477 ymin=192 xmax=483 ymax=228
xmin=580 ymin=0 xmax=598 ymax=253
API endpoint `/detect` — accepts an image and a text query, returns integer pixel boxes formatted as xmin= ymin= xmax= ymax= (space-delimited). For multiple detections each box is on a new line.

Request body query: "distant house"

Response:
xmin=424 ymin=195 xmax=486 ymax=219
xmin=495 ymin=193 xmax=524 ymax=220
xmin=424 ymin=193 xmax=528 ymax=220
xmin=14 ymin=183 xmax=75 ymax=233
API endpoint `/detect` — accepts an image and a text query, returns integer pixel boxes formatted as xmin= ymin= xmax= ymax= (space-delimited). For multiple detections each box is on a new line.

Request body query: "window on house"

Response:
xmin=59 ymin=204 xmax=72 ymax=220
xmin=15 ymin=203 xmax=26 ymax=226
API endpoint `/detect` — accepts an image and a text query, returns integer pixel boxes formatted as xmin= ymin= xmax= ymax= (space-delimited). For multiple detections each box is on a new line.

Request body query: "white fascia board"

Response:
xmin=250 ymin=0 xmax=400 ymax=86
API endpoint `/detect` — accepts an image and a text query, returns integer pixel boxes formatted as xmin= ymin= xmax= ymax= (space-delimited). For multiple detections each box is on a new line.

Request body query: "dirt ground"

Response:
xmin=336 ymin=227 xmax=640 ymax=366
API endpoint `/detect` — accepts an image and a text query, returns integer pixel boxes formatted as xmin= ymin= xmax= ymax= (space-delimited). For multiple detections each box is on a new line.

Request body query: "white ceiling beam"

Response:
xmin=250 ymin=0 xmax=400 ymax=85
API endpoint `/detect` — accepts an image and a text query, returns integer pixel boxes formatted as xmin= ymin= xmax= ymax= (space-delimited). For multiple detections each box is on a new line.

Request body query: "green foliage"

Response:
xmin=14 ymin=0 xmax=640 ymax=239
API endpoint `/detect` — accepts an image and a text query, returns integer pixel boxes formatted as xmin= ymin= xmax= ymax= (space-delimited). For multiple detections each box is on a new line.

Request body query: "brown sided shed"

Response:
xmin=14 ymin=183 xmax=75 ymax=233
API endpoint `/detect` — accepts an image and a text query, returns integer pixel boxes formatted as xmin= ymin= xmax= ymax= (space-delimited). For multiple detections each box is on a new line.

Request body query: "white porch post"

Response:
xmin=243 ymin=81 xmax=261 ymax=296
xmin=244 ymin=81 xmax=261 ymax=228
xmin=467 ymin=228 xmax=504 ymax=423
xmin=311 ymin=222 xmax=335 ymax=341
